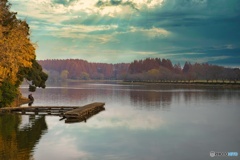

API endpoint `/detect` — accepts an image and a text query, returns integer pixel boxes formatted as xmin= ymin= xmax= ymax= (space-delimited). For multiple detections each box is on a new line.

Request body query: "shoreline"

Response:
xmin=119 ymin=80 xmax=240 ymax=89
xmin=46 ymin=79 xmax=240 ymax=89
xmin=11 ymin=97 xmax=31 ymax=107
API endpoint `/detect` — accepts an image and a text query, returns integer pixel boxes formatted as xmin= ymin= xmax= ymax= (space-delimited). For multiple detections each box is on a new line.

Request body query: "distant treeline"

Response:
xmin=39 ymin=58 xmax=240 ymax=82
xmin=127 ymin=58 xmax=240 ymax=82
xmin=38 ymin=59 xmax=129 ymax=81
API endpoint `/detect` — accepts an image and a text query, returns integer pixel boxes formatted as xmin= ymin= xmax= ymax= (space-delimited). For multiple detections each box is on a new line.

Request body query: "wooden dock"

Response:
xmin=64 ymin=103 xmax=105 ymax=123
xmin=0 ymin=102 xmax=105 ymax=123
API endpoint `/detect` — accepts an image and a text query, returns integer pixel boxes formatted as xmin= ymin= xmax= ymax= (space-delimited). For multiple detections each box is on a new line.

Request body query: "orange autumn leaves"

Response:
xmin=0 ymin=1 xmax=35 ymax=84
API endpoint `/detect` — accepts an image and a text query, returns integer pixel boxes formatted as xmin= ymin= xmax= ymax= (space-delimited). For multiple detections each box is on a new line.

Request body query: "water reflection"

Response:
xmin=0 ymin=115 xmax=47 ymax=160
xmin=182 ymin=89 xmax=240 ymax=103
xmin=129 ymin=88 xmax=240 ymax=110
xmin=21 ymin=83 xmax=240 ymax=109
xmin=16 ymin=83 xmax=240 ymax=160
xmin=130 ymin=90 xmax=173 ymax=110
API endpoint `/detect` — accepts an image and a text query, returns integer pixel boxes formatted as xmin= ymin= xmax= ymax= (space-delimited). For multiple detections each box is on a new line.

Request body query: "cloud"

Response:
xmin=95 ymin=0 xmax=164 ymax=11
xmin=95 ymin=0 xmax=165 ymax=17
xmin=11 ymin=0 xmax=164 ymax=22
xmin=83 ymin=108 xmax=165 ymax=130
xmin=10 ymin=0 xmax=240 ymax=67
xmin=177 ymin=55 xmax=231 ymax=64
xmin=35 ymin=135 xmax=89 ymax=160
xmin=53 ymin=0 xmax=76 ymax=6
xmin=96 ymin=0 xmax=138 ymax=11
xmin=53 ymin=24 xmax=118 ymax=37
xmin=44 ymin=106 xmax=165 ymax=130
xmin=129 ymin=26 xmax=170 ymax=38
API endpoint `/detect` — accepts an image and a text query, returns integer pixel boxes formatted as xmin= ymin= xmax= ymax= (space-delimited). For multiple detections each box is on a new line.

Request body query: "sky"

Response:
xmin=10 ymin=0 xmax=240 ymax=67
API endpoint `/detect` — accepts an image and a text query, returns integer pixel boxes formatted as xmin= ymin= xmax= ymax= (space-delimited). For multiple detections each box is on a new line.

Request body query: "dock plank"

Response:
xmin=0 ymin=102 xmax=105 ymax=123
xmin=64 ymin=102 xmax=105 ymax=118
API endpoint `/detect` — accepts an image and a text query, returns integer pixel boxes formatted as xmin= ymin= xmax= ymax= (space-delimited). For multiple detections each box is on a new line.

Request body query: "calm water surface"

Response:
xmin=0 ymin=82 xmax=240 ymax=160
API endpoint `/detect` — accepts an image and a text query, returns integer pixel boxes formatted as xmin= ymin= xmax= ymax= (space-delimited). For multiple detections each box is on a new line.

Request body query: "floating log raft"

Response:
xmin=0 ymin=102 xmax=105 ymax=123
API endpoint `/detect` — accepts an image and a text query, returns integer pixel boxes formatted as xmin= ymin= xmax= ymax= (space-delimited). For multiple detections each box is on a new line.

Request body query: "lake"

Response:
xmin=0 ymin=82 xmax=240 ymax=160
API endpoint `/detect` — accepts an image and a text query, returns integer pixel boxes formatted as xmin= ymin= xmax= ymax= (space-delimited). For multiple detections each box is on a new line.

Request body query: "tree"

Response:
xmin=0 ymin=1 xmax=35 ymax=83
xmin=147 ymin=69 xmax=159 ymax=80
xmin=173 ymin=63 xmax=182 ymax=75
xmin=183 ymin=62 xmax=194 ymax=81
xmin=60 ymin=70 xmax=69 ymax=81
xmin=0 ymin=0 xmax=48 ymax=107
xmin=80 ymin=72 xmax=90 ymax=80
xmin=0 ymin=80 xmax=17 ymax=107
xmin=17 ymin=60 xmax=48 ymax=92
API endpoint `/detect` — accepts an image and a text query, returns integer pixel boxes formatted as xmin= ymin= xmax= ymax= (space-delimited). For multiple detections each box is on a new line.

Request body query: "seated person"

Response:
xmin=28 ymin=94 xmax=34 ymax=102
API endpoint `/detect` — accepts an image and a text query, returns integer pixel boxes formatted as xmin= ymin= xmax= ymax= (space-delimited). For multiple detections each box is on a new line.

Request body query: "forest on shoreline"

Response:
xmin=39 ymin=58 xmax=240 ymax=83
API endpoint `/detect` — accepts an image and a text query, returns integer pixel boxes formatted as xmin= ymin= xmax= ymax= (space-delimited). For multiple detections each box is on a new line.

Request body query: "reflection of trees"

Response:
xmin=38 ymin=87 xmax=114 ymax=102
xmin=130 ymin=88 xmax=240 ymax=109
xmin=183 ymin=90 xmax=240 ymax=103
xmin=130 ymin=90 xmax=173 ymax=109
xmin=0 ymin=115 xmax=47 ymax=160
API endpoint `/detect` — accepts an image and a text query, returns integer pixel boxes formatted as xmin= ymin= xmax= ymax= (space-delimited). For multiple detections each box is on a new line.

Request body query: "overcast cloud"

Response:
xmin=10 ymin=0 xmax=240 ymax=66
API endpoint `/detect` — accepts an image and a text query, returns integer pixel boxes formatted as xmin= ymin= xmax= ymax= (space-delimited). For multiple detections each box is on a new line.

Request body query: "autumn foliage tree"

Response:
xmin=0 ymin=1 xmax=35 ymax=83
xmin=125 ymin=58 xmax=240 ymax=82
xmin=39 ymin=58 xmax=240 ymax=83
xmin=0 ymin=0 xmax=48 ymax=107
xmin=38 ymin=59 xmax=129 ymax=81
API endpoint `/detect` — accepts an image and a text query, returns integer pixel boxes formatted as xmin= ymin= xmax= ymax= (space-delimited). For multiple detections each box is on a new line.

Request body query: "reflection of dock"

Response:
xmin=0 ymin=102 xmax=105 ymax=123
